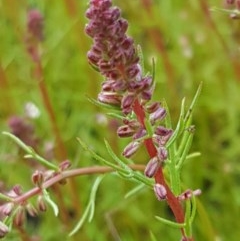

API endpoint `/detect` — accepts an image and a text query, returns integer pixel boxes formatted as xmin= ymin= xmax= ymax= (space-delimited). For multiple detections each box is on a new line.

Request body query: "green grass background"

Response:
xmin=1 ymin=0 xmax=240 ymax=240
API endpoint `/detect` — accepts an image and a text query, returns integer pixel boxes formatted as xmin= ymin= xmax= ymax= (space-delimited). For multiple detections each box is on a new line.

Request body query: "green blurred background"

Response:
xmin=0 ymin=0 xmax=240 ymax=240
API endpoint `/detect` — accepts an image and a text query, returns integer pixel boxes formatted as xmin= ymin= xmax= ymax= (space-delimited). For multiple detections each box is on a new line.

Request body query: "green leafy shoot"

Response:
xmin=69 ymin=176 xmax=104 ymax=236
xmin=2 ymin=132 xmax=59 ymax=171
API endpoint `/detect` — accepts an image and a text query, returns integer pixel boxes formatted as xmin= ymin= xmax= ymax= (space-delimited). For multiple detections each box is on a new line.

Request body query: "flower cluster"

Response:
xmin=25 ymin=9 xmax=44 ymax=61
xmin=0 ymin=160 xmax=71 ymax=238
xmin=85 ymin=0 xmax=173 ymax=177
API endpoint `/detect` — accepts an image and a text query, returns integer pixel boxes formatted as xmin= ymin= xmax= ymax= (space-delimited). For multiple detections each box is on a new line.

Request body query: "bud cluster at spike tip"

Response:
xmin=85 ymin=0 xmax=172 ymax=169
xmin=85 ymin=0 xmax=154 ymax=115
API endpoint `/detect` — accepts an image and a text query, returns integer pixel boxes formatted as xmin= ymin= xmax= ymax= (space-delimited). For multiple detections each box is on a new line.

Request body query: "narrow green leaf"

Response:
xmin=77 ymin=138 xmax=123 ymax=172
xmin=150 ymin=231 xmax=158 ymax=241
xmin=86 ymin=96 xmax=121 ymax=111
xmin=124 ymin=183 xmax=145 ymax=199
xmin=155 ymin=216 xmax=186 ymax=228
xmin=3 ymin=132 xmax=58 ymax=170
xmin=88 ymin=176 xmax=104 ymax=222
xmin=176 ymin=129 xmax=194 ymax=170
xmin=43 ymin=189 xmax=59 ymax=216
xmin=104 ymin=140 xmax=132 ymax=174
xmin=69 ymin=176 xmax=104 ymax=236
xmin=184 ymin=82 xmax=202 ymax=123
xmin=166 ymin=98 xmax=185 ymax=149
xmin=69 ymin=205 xmax=90 ymax=236
xmin=137 ymin=45 xmax=145 ymax=75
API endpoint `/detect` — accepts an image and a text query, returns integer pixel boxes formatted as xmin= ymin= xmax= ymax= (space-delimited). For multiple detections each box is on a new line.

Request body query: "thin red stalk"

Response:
xmin=35 ymin=61 xmax=67 ymax=161
xmin=133 ymin=99 xmax=186 ymax=235
xmin=13 ymin=164 xmax=145 ymax=204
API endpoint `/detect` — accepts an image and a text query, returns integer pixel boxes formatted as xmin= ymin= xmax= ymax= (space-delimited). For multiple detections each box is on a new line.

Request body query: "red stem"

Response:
xmin=133 ymin=99 xmax=186 ymax=236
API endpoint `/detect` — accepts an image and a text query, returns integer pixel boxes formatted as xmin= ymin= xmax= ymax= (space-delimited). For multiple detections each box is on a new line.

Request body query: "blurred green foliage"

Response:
xmin=0 ymin=0 xmax=240 ymax=240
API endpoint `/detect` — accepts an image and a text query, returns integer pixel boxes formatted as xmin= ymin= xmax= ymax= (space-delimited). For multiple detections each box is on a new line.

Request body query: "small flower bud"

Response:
xmin=178 ymin=189 xmax=202 ymax=201
xmin=117 ymin=125 xmax=136 ymax=138
xmin=12 ymin=185 xmax=22 ymax=196
xmin=149 ymin=107 xmax=166 ymax=125
xmin=26 ymin=203 xmax=38 ymax=217
xmin=14 ymin=206 xmax=25 ymax=227
xmin=144 ymin=156 xmax=160 ymax=178
xmin=59 ymin=160 xmax=71 ymax=171
xmin=154 ymin=183 xmax=167 ymax=200
xmin=122 ymin=141 xmax=141 ymax=158
xmin=32 ymin=170 xmax=44 ymax=187
xmin=145 ymin=102 xmax=161 ymax=113
xmin=133 ymin=128 xmax=147 ymax=140
xmin=1 ymin=203 xmax=14 ymax=216
xmin=37 ymin=196 xmax=47 ymax=212
xmin=98 ymin=92 xmax=122 ymax=105
xmin=121 ymin=93 xmax=135 ymax=115
xmin=0 ymin=221 xmax=9 ymax=238
xmin=157 ymin=146 xmax=168 ymax=162
xmin=154 ymin=126 xmax=173 ymax=137
xmin=27 ymin=9 xmax=44 ymax=41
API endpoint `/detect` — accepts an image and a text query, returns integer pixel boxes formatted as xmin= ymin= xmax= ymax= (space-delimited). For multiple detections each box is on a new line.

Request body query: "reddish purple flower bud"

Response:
xmin=141 ymin=76 xmax=153 ymax=88
xmin=178 ymin=189 xmax=202 ymax=201
xmin=154 ymin=126 xmax=173 ymax=137
xmin=133 ymin=128 xmax=147 ymax=140
xmin=154 ymin=183 xmax=167 ymax=200
xmin=121 ymin=37 xmax=134 ymax=50
xmin=144 ymin=156 xmax=160 ymax=178
xmin=145 ymin=102 xmax=161 ymax=113
xmin=1 ymin=203 xmax=14 ymax=216
xmin=27 ymin=9 xmax=44 ymax=41
xmin=98 ymin=92 xmax=122 ymax=105
xmin=32 ymin=170 xmax=44 ymax=187
xmin=123 ymin=119 xmax=141 ymax=130
xmin=157 ymin=146 xmax=168 ymax=162
xmin=59 ymin=160 xmax=71 ymax=171
xmin=0 ymin=221 xmax=9 ymax=238
xmin=122 ymin=141 xmax=141 ymax=158
xmin=37 ymin=196 xmax=47 ymax=212
xmin=149 ymin=107 xmax=166 ymax=125
xmin=117 ymin=125 xmax=136 ymax=138
xmin=141 ymin=86 xmax=154 ymax=101
xmin=121 ymin=93 xmax=135 ymax=115
xmin=14 ymin=206 xmax=25 ymax=227
xmin=26 ymin=203 xmax=38 ymax=217
xmin=126 ymin=64 xmax=141 ymax=80
xmin=12 ymin=185 xmax=22 ymax=196
xmin=87 ymin=50 xmax=101 ymax=65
